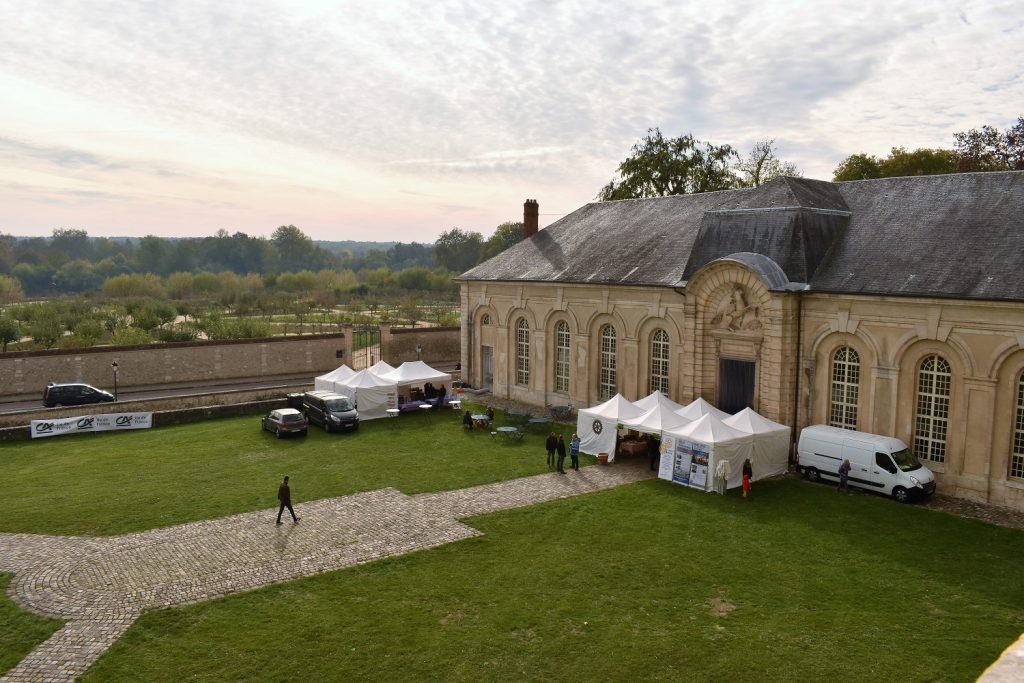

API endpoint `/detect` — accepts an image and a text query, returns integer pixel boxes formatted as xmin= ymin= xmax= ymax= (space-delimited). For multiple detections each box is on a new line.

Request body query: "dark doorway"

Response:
xmin=719 ymin=359 xmax=755 ymax=414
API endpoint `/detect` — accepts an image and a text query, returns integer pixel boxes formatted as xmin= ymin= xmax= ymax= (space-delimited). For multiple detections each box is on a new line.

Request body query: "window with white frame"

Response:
xmin=1011 ymin=371 xmax=1024 ymax=480
xmin=554 ymin=320 xmax=570 ymax=393
xmin=599 ymin=324 xmax=617 ymax=400
xmin=829 ymin=346 xmax=860 ymax=430
xmin=914 ymin=354 xmax=951 ymax=463
xmin=515 ymin=318 xmax=529 ymax=387
xmin=650 ymin=329 xmax=670 ymax=394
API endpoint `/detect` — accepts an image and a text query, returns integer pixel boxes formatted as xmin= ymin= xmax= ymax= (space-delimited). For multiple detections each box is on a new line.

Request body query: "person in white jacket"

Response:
xmin=714 ymin=458 xmax=731 ymax=495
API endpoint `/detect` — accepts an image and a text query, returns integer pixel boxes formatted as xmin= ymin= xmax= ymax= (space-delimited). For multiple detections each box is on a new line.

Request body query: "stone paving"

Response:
xmin=0 ymin=460 xmax=653 ymax=682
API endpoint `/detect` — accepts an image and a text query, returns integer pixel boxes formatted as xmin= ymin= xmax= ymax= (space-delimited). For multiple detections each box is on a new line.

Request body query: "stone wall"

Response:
xmin=384 ymin=326 xmax=460 ymax=366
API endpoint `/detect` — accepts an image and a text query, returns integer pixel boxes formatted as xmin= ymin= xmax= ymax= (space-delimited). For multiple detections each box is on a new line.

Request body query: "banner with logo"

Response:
xmin=30 ymin=412 xmax=154 ymax=439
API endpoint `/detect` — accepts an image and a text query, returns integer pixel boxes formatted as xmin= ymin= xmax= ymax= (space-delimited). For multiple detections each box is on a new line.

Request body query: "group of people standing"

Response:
xmin=545 ymin=432 xmax=580 ymax=474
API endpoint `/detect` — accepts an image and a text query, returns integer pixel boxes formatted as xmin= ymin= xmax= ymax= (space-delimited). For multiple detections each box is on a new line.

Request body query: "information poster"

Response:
xmin=671 ymin=439 xmax=694 ymax=486
xmin=671 ymin=438 xmax=711 ymax=490
xmin=689 ymin=443 xmax=710 ymax=490
xmin=657 ymin=435 xmax=675 ymax=481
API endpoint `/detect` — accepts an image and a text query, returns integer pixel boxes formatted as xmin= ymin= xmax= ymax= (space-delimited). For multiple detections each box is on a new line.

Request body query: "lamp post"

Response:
xmin=415 ymin=345 xmax=422 ymax=361
xmin=111 ymin=361 xmax=119 ymax=401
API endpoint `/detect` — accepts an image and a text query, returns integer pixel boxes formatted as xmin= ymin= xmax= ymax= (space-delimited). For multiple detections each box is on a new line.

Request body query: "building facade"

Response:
xmin=458 ymin=173 xmax=1024 ymax=510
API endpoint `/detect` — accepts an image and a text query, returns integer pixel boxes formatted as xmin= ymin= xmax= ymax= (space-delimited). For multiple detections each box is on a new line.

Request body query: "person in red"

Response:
xmin=276 ymin=475 xmax=300 ymax=525
xmin=741 ymin=459 xmax=753 ymax=498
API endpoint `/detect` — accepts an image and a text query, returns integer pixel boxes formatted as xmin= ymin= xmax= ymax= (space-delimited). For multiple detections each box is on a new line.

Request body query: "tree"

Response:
xmin=0 ymin=273 xmax=23 ymax=304
xmin=433 ymin=228 xmax=483 ymax=273
xmin=0 ymin=313 xmax=19 ymax=351
xmin=833 ymin=148 xmax=956 ymax=181
xmin=735 ymin=139 xmax=801 ymax=187
xmin=953 ymin=116 xmax=1024 ymax=171
xmin=598 ymin=128 xmax=738 ymax=200
xmin=482 ymin=222 xmax=523 ymax=261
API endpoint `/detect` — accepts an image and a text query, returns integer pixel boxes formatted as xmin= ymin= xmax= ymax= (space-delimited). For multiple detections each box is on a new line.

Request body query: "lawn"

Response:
xmin=2 ymin=411 xmax=1023 ymax=681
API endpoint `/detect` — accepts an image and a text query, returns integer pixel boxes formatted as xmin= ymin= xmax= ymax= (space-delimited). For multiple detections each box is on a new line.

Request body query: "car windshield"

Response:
xmin=891 ymin=448 xmax=922 ymax=472
xmin=326 ymin=398 xmax=354 ymax=412
xmin=281 ymin=413 xmax=305 ymax=423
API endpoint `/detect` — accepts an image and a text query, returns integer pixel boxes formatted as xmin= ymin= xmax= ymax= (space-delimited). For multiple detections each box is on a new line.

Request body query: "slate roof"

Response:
xmin=458 ymin=172 xmax=1024 ymax=302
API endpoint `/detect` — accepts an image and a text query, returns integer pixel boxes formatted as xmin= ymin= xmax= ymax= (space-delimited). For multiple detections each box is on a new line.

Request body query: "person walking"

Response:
xmin=545 ymin=432 xmax=558 ymax=470
xmin=556 ymin=434 xmax=568 ymax=474
xmin=569 ymin=433 xmax=581 ymax=471
xmin=838 ymin=458 xmax=851 ymax=493
xmin=276 ymin=475 xmax=300 ymax=525
xmin=741 ymin=459 xmax=753 ymax=499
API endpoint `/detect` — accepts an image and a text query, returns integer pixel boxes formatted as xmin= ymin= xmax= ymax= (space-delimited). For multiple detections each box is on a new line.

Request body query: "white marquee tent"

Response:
xmin=723 ymin=408 xmax=791 ymax=480
xmin=336 ymin=369 xmax=398 ymax=421
xmin=368 ymin=360 xmax=396 ymax=376
xmin=314 ymin=364 xmax=355 ymax=392
xmin=633 ymin=390 xmax=686 ymax=413
xmin=659 ymin=412 xmax=754 ymax=491
xmin=621 ymin=403 xmax=691 ymax=435
xmin=675 ymin=397 xmax=731 ymax=422
xmin=576 ymin=394 xmax=645 ymax=460
xmin=377 ymin=360 xmax=452 ymax=386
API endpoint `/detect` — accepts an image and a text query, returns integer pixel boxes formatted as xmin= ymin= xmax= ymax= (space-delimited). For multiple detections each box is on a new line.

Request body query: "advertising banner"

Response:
xmin=672 ymin=438 xmax=710 ymax=490
xmin=657 ymin=435 xmax=675 ymax=481
xmin=30 ymin=412 xmax=154 ymax=439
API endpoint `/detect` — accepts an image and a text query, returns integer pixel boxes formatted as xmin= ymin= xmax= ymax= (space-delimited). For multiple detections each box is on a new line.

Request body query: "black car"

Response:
xmin=43 ymin=383 xmax=115 ymax=408
xmin=261 ymin=408 xmax=308 ymax=438
xmin=302 ymin=390 xmax=359 ymax=432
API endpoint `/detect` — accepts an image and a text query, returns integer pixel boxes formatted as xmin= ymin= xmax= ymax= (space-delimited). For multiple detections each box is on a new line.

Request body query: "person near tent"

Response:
xmin=838 ymin=458 xmax=851 ymax=493
xmin=545 ymin=432 xmax=558 ymax=470
xmin=741 ymin=459 xmax=753 ymax=498
xmin=714 ymin=457 xmax=731 ymax=495
xmin=424 ymin=382 xmax=436 ymax=399
xmin=486 ymin=406 xmax=495 ymax=420
xmin=647 ymin=435 xmax=660 ymax=471
xmin=463 ymin=410 xmax=473 ymax=430
xmin=556 ymin=434 xmax=567 ymax=474
xmin=569 ymin=433 xmax=581 ymax=470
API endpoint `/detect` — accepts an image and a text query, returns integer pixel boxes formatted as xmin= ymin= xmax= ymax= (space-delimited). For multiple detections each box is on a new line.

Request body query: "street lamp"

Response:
xmin=415 ymin=345 xmax=422 ymax=361
xmin=111 ymin=361 xmax=119 ymax=400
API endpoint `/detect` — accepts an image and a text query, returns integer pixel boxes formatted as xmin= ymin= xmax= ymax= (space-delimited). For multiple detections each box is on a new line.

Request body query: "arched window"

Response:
xmin=829 ymin=346 xmax=860 ymax=430
xmin=1011 ymin=371 xmax=1024 ymax=480
xmin=554 ymin=320 xmax=570 ymax=393
xmin=481 ymin=313 xmax=491 ymax=325
xmin=650 ymin=329 xmax=670 ymax=394
xmin=599 ymin=324 xmax=617 ymax=400
xmin=515 ymin=318 xmax=529 ymax=387
xmin=914 ymin=355 xmax=951 ymax=463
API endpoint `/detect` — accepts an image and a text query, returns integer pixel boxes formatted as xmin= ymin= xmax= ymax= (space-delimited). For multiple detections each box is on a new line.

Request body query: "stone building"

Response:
xmin=457 ymin=172 xmax=1024 ymax=510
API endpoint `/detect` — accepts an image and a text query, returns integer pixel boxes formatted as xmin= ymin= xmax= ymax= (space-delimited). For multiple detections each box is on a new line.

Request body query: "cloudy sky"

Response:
xmin=1 ymin=0 xmax=1021 ymax=243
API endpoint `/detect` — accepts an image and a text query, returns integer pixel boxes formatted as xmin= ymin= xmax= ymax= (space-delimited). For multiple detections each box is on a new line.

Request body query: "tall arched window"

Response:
xmin=914 ymin=354 xmax=951 ymax=463
xmin=829 ymin=346 xmax=860 ymax=430
xmin=650 ymin=329 xmax=670 ymax=394
xmin=515 ymin=318 xmax=529 ymax=387
xmin=1011 ymin=371 xmax=1024 ymax=480
xmin=481 ymin=313 xmax=491 ymax=325
xmin=599 ymin=324 xmax=617 ymax=400
xmin=554 ymin=321 xmax=570 ymax=393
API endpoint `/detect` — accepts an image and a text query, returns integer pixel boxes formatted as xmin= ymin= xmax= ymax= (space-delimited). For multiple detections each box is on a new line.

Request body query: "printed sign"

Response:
xmin=670 ymin=438 xmax=711 ymax=490
xmin=30 ymin=412 xmax=153 ymax=439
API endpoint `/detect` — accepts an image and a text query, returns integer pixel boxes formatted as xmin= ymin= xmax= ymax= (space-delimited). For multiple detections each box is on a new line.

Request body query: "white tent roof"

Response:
xmin=581 ymin=393 xmax=645 ymax=421
xmin=666 ymin=412 xmax=752 ymax=444
xmin=621 ymin=404 xmax=691 ymax=434
xmin=377 ymin=360 xmax=452 ymax=385
xmin=675 ymin=397 xmax=731 ymax=422
xmin=368 ymin=360 xmax=396 ymax=376
xmin=723 ymin=407 xmax=789 ymax=435
xmin=315 ymin=364 xmax=355 ymax=383
xmin=339 ymin=368 xmax=396 ymax=389
xmin=633 ymin=390 xmax=686 ymax=413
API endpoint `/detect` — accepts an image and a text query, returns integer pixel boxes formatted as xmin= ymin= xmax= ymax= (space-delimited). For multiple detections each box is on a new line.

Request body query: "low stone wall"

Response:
xmin=385 ymin=326 xmax=460 ymax=366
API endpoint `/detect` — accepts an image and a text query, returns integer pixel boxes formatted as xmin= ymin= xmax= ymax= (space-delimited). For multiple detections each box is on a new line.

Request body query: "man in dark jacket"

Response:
xmin=276 ymin=475 xmax=300 ymax=525
xmin=545 ymin=432 xmax=558 ymax=470
xmin=556 ymin=434 xmax=568 ymax=474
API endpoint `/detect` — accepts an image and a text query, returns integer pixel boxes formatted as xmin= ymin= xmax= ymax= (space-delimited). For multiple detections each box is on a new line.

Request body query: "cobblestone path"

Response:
xmin=0 ymin=461 xmax=653 ymax=682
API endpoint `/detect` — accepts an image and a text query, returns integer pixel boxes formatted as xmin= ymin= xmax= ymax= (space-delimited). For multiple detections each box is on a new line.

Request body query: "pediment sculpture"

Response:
xmin=710 ymin=285 xmax=762 ymax=331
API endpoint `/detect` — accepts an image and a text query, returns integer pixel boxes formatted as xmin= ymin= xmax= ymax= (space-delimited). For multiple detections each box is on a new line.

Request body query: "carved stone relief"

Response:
xmin=710 ymin=285 xmax=762 ymax=331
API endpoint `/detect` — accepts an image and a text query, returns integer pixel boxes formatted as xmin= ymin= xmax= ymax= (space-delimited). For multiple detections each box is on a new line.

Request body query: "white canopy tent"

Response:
xmin=314 ymin=364 xmax=355 ymax=392
xmin=659 ymin=413 xmax=754 ymax=491
xmin=675 ymin=397 xmax=731 ymax=422
xmin=633 ymin=390 xmax=686 ymax=413
xmin=621 ymin=403 xmax=691 ymax=435
xmin=576 ymin=394 xmax=645 ymax=460
xmin=377 ymin=360 xmax=452 ymax=386
xmin=336 ymin=369 xmax=398 ymax=421
xmin=368 ymin=360 xmax=396 ymax=376
xmin=723 ymin=408 xmax=791 ymax=480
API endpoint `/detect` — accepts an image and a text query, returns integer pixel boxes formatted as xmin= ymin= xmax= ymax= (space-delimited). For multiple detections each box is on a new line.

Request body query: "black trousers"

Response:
xmin=277 ymin=501 xmax=297 ymax=523
xmin=547 ymin=450 xmax=555 ymax=467
xmin=570 ymin=453 xmax=579 ymax=470
xmin=557 ymin=452 xmax=567 ymax=473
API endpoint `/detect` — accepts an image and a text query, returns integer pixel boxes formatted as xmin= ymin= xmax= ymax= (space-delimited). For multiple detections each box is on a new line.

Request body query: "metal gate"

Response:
xmin=351 ymin=324 xmax=381 ymax=370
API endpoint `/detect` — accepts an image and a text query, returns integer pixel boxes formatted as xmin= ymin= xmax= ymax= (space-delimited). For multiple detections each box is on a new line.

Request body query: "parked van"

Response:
xmin=796 ymin=425 xmax=936 ymax=502
xmin=302 ymin=391 xmax=359 ymax=433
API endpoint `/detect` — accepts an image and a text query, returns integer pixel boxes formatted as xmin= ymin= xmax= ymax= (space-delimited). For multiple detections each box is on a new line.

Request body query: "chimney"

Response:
xmin=523 ymin=199 xmax=539 ymax=239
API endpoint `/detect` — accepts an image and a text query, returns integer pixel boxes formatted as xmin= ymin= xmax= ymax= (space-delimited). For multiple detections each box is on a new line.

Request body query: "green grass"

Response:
xmin=76 ymin=478 xmax=1024 ymax=682
xmin=3 ymin=412 xmax=1022 ymax=681
xmin=0 ymin=405 xmax=564 ymax=536
xmin=0 ymin=574 xmax=62 ymax=674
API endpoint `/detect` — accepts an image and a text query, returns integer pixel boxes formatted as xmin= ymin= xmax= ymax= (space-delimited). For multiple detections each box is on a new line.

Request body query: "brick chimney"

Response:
xmin=523 ymin=199 xmax=539 ymax=239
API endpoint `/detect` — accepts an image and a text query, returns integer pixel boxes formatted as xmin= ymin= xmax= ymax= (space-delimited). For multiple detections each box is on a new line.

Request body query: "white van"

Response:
xmin=796 ymin=425 xmax=936 ymax=502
